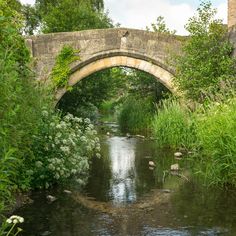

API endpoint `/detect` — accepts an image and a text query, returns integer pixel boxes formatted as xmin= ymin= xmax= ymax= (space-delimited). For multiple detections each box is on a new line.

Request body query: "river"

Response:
xmin=14 ymin=123 xmax=236 ymax=236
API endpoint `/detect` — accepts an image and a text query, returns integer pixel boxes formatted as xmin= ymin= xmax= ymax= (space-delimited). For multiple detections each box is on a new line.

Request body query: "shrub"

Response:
xmin=30 ymin=111 xmax=101 ymax=188
xmin=174 ymin=1 xmax=236 ymax=102
xmin=152 ymin=99 xmax=196 ymax=149
xmin=0 ymin=0 xmax=53 ymax=209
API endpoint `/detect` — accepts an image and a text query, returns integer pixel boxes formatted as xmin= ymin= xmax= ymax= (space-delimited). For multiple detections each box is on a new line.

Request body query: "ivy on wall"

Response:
xmin=51 ymin=45 xmax=80 ymax=89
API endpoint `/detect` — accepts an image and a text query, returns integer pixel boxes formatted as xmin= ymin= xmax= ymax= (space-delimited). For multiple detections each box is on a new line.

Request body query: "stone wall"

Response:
xmin=228 ymin=0 xmax=236 ymax=28
xmin=25 ymin=28 xmax=184 ymax=81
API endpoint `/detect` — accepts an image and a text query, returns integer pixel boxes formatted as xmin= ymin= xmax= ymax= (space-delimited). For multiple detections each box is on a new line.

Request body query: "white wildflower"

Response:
xmin=42 ymin=110 xmax=48 ymax=117
xmin=35 ymin=161 xmax=43 ymax=168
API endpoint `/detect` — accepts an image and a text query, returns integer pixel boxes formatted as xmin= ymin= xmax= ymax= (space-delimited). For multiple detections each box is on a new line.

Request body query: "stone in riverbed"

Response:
xmin=171 ymin=163 xmax=179 ymax=171
xmin=64 ymin=190 xmax=72 ymax=194
xmin=149 ymin=161 xmax=156 ymax=167
xmin=174 ymin=152 xmax=183 ymax=158
xmin=46 ymin=195 xmax=57 ymax=203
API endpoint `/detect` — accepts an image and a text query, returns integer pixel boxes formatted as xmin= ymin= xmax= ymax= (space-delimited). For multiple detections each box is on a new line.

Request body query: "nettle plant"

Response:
xmin=31 ymin=111 xmax=100 ymax=188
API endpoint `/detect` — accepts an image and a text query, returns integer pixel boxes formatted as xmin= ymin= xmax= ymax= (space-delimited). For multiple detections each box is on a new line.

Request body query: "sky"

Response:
xmin=20 ymin=0 xmax=227 ymax=35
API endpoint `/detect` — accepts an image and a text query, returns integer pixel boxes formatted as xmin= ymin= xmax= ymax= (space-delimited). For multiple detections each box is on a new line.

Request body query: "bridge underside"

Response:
xmin=56 ymin=55 xmax=175 ymax=101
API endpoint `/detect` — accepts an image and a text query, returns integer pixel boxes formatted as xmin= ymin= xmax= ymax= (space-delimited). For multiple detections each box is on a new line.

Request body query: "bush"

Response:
xmin=152 ymin=99 xmax=196 ymax=149
xmin=195 ymin=98 xmax=236 ymax=186
xmin=174 ymin=1 xmax=236 ymax=102
xmin=30 ymin=111 xmax=101 ymax=188
xmin=0 ymin=0 xmax=53 ymax=209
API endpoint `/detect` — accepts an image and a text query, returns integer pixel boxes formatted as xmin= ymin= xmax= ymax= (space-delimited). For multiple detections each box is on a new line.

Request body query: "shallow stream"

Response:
xmin=15 ymin=123 xmax=236 ymax=236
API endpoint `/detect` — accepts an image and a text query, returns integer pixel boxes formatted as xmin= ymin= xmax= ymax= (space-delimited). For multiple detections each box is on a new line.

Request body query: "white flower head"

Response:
xmin=35 ymin=161 xmax=43 ymax=168
xmin=7 ymin=215 xmax=24 ymax=224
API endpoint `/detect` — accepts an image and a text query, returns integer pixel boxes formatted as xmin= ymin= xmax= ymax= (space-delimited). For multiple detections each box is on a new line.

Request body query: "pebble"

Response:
xmin=64 ymin=190 xmax=72 ymax=194
xmin=171 ymin=163 xmax=179 ymax=171
xmin=46 ymin=195 xmax=57 ymax=202
xmin=149 ymin=161 xmax=156 ymax=167
xmin=174 ymin=152 xmax=183 ymax=158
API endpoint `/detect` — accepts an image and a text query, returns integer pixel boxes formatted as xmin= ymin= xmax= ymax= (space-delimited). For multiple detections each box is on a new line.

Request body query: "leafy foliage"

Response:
xmin=30 ymin=111 xmax=100 ymax=188
xmin=0 ymin=0 xmax=46 ymax=204
xmin=51 ymin=45 xmax=79 ymax=89
xmin=0 ymin=1 xmax=101 ymax=216
xmin=146 ymin=16 xmax=176 ymax=35
xmin=174 ymin=1 xmax=236 ymax=102
xmin=58 ymin=68 xmax=128 ymax=116
xmin=22 ymin=4 xmax=41 ymax=35
xmin=38 ymin=0 xmax=112 ymax=33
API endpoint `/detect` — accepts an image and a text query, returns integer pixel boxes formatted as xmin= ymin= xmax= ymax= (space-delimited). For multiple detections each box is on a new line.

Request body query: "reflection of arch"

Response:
xmin=56 ymin=54 xmax=176 ymax=101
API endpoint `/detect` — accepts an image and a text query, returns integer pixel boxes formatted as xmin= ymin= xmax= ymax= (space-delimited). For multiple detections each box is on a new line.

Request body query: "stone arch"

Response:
xmin=56 ymin=54 xmax=176 ymax=101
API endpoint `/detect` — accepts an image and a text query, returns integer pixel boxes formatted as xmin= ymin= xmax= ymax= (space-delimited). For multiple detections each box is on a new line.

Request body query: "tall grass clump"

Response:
xmin=195 ymin=98 xmax=236 ymax=187
xmin=152 ymin=99 xmax=196 ymax=149
xmin=118 ymin=97 xmax=153 ymax=135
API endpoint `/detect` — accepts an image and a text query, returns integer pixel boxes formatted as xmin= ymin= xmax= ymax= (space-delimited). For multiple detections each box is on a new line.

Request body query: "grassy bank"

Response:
xmin=151 ymin=97 xmax=236 ymax=187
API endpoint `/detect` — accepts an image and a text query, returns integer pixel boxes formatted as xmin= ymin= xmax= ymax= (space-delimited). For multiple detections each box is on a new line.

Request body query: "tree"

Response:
xmin=58 ymin=68 xmax=128 ymax=115
xmin=174 ymin=1 xmax=236 ymax=102
xmin=146 ymin=16 xmax=176 ymax=35
xmin=41 ymin=0 xmax=112 ymax=33
xmin=22 ymin=4 xmax=41 ymax=35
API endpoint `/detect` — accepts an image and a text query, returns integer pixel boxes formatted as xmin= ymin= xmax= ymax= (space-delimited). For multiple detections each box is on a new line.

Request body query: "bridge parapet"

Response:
xmin=26 ymin=28 xmax=184 ymax=81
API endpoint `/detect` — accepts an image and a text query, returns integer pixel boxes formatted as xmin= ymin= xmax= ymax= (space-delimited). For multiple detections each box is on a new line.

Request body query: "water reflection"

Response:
xmin=108 ymin=137 xmax=137 ymax=204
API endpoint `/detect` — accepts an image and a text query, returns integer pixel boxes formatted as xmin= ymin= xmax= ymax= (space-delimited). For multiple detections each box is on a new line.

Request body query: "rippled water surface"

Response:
xmin=15 ymin=125 xmax=236 ymax=236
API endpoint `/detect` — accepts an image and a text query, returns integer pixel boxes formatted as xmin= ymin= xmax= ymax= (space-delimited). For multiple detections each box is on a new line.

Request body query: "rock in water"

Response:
xmin=174 ymin=152 xmax=183 ymax=158
xmin=46 ymin=195 xmax=57 ymax=202
xmin=171 ymin=163 xmax=179 ymax=171
xmin=64 ymin=190 xmax=72 ymax=194
xmin=149 ymin=161 xmax=156 ymax=167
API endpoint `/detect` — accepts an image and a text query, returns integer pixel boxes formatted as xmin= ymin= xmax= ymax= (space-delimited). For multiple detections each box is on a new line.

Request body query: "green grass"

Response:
xmin=152 ymin=99 xmax=196 ymax=149
xmin=194 ymin=99 xmax=236 ymax=187
xmin=118 ymin=96 xmax=154 ymax=135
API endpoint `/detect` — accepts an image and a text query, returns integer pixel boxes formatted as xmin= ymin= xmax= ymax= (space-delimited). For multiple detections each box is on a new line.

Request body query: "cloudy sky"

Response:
xmin=20 ymin=0 xmax=227 ymax=35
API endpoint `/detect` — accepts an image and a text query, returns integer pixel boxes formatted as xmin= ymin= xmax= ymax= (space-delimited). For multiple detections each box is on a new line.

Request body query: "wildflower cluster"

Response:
xmin=0 ymin=215 xmax=24 ymax=236
xmin=6 ymin=216 xmax=24 ymax=224
xmin=31 ymin=111 xmax=100 ymax=188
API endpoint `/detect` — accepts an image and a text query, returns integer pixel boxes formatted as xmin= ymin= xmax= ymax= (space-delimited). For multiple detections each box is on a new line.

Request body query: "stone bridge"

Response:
xmin=26 ymin=28 xmax=185 ymax=100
